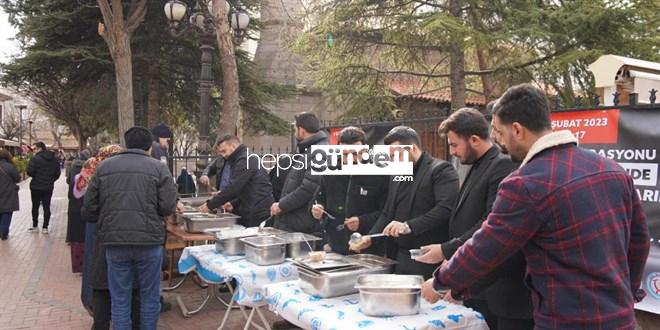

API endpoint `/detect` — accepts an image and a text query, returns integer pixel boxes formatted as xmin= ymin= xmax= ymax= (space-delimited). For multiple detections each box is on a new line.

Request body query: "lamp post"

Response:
xmin=16 ymin=105 xmax=26 ymax=150
xmin=163 ymin=0 xmax=250 ymax=156
xmin=28 ymin=120 xmax=33 ymax=146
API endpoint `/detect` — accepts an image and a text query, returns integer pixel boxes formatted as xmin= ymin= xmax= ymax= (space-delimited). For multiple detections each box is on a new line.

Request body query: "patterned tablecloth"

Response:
xmin=265 ymin=280 xmax=488 ymax=330
xmin=178 ymin=244 xmax=298 ymax=307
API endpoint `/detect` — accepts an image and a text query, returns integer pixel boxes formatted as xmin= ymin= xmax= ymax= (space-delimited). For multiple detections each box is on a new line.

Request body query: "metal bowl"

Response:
xmin=179 ymin=196 xmax=211 ymax=207
xmin=355 ymin=274 xmax=424 ymax=316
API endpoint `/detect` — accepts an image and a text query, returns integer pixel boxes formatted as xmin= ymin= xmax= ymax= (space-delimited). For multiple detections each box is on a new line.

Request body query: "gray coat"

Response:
xmin=0 ymin=159 xmax=20 ymax=213
xmin=274 ymin=131 xmax=328 ymax=233
xmin=82 ymin=149 xmax=177 ymax=246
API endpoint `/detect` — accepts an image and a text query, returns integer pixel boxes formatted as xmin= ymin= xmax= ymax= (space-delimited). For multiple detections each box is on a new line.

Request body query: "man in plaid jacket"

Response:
xmin=423 ymin=84 xmax=650 ymax=329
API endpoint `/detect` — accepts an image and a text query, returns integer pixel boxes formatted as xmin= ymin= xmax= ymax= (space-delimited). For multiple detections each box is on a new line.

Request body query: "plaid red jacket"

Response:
xmin=434 ymin=131 xmax=650 ymax=329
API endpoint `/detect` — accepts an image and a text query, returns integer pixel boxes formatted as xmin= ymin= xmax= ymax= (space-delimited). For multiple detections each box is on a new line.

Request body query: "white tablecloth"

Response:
xmin=178 ymin=244 xmax=298 ymax=306
xmin=265 ymin=280 xmax=488 ymax=330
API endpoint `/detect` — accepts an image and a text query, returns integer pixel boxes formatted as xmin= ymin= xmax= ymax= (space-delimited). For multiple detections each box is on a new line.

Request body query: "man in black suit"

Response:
xmin=349 ymin=126 xmax=459 ymax=279
xmin=417 ymin=108 xmax=533 ymax=330
xmin=311 ymin=127 xmax=389 ymax=255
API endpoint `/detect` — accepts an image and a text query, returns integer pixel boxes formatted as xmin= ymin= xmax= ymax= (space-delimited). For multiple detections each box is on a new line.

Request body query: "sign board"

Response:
xmin=551 ymin=109 xmax=660 ymax=313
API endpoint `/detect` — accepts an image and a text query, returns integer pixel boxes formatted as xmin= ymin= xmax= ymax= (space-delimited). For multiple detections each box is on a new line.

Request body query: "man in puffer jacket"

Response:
xmin=27 ymin=142 xmax=61 ymax=234
xmin=83 ymin=127 xmax=176 ymax=330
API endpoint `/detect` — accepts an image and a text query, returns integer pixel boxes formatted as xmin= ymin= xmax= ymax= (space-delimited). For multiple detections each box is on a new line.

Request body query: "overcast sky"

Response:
xmin=0 ymin=8 xmax=21 ymax=64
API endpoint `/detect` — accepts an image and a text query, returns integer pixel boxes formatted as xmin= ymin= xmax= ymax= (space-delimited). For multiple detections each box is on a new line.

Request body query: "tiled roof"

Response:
xmin=0 ymin=92 xmax=12 ymax=102
xmin=388 ymin=79 xmax=487 ymax=106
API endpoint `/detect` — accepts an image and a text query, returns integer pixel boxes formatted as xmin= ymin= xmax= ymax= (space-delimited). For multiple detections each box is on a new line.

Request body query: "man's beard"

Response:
xmin=495 ymin=141 xmax=508 ymax=155
xmin=460 ymin=145 xmax=479 ymax=165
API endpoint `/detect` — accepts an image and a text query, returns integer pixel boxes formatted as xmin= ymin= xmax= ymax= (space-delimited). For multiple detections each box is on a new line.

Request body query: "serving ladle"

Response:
xmin=349 ymin=232 xmax=386 ymax=244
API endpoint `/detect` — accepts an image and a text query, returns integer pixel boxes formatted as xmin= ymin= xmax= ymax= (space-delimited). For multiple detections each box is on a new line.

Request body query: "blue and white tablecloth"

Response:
xmin=265 ymin=280 xmax=488 ymax=330
xmin=178 ymin=245 xmax=298 ymax=306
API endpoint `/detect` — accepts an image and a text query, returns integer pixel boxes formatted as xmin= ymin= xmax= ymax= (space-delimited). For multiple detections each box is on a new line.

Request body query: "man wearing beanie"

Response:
xmin=83 ymin=126 xmax=177 ymax=330
xmin=151 ymin=123 xmax=172 ymax=162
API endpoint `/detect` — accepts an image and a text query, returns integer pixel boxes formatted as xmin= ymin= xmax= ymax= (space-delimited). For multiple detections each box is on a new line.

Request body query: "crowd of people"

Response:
xmin=196 ymin=84 xmax=649 ymax=330
xmin=0 ymin=83 xmax=649 ymax=330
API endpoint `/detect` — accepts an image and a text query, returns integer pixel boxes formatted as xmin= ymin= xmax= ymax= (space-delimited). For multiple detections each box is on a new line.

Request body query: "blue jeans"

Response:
xmin=0 ymin=212 xmax=12 ymax=235
xmin=105 ymin=245 xmax=163 ymax=330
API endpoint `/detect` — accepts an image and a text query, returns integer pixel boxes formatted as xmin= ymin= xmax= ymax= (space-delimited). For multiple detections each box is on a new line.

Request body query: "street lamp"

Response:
xmin=163 ymin=0 xmax=250 ymax=156
xmin=16 ymin=105 xmax=26 ymax=149
xmin=28 ymin=120 xmax=33 ymax=146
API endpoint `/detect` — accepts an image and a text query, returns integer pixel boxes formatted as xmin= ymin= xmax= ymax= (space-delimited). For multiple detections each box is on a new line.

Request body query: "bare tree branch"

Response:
xmin=126 ymin=0 xmax=147 ymax=33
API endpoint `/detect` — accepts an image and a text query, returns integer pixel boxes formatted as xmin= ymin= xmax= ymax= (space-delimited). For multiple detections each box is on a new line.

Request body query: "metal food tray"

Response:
xmin=345 ymin=254 xmax=398 ymax=269
xmin=257 ymin=227 xmax=287 ymax=236
xmin=296 ymin=254 xmax=397 ymax=298
xmin=241 ymin=235 xmax=288 ymax=248
xmin=175 ymin=209 xmax=199 ymax=225
xmin=276 ymin=232 xmax=322 ymax=258
xmin=182 ymin=213 xmax=240 ymax=232
xmin=291 ymin=253 xmax=358 ymax=271
xmin=214 ymin=227 xmax=287 ymax=255
xmin=213 ymin=227 xmax=258 ymax=255
xmin=355 ymin=274 xmax=424 ymax=317
xmin=241 ymin=236 xmax=287 ymax=265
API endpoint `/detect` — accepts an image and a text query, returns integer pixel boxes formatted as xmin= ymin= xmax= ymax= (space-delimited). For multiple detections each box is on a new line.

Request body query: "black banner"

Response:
xmin=551 ymin=108 xmax=660 ymax=313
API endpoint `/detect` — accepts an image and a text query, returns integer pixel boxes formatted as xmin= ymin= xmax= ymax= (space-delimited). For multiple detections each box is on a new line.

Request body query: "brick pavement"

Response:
xmin=0 ymin=175 xmax=283 ymax=330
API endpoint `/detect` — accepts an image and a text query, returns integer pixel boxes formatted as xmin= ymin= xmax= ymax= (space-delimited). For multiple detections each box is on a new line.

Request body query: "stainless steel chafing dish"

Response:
xmin=355 ymin=274 xmax=424 ymax=316
xmin=213 ymin=227 xmax=287 ymax=255
xmin=240 ymin=235 xmax=288 ymax=265
xmin=179 ymin=195 xmax=212 ymax=207
xmin=293 ymin=254 xmax=397 ymax=298
xmin=275 ymin=232 xmax=322 ymax=258
xmin=181 ymin=212 xmax=240 ymax=232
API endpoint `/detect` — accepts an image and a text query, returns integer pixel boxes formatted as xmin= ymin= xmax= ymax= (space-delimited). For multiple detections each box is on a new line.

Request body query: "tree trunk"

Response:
xmin=475 ymin=47 xmax=495 ymax=99
xmin=212 ymin=0 xmax=241 ymax=136
xmin=112 ymin=36 xmax=135 ymax=144
xmin=562 ymin=69 xmax=575 ymax=105
xmin=146 ymin=61 xmax=160 ymax=128
xmin=449 ymin=0 xmax=466 ymax=111
xmin=97 ymin=0 xmax=146 ymax=145
xmin=467 ymin=7 xmax=496 ymax=101
xmin=72 ymin=123 xmax=86 ymax=151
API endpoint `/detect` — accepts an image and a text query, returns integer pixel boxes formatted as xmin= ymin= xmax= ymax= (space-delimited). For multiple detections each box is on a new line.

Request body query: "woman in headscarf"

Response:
xmin=67 ymin=154 xmax=96 ymax=272
xmin=66 ymin=149 xmax=90 ymax=243
xmin=80 ymin=145 xmax=140 ymax=329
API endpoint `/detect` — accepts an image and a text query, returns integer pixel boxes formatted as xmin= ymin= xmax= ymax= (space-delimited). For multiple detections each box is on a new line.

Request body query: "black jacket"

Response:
xmin=370 ymin=152 xmax=459 ymax=279
xmin=441 ymin=147 xmax=532 ymax=320
xmin=82 ymin=149 xmax=177 ymax=246
xmin=0 ymin=159 xmax=20 ymax=213
xmin=27 ymin=150 xmax=61 ymax=191
xmin=441 ymin=147 xmax=515 ymax=257
xmin=202 ymin=156 xmax=226 ymax=189
xmin=316 ymin=175 xmax=389 ymax=255
xmin=206 ymin=145 xmax=274 ymax=227
xmin=269 ymin=156 xmax=292 ymax=201
xmin=274 ymin=131 xmax=328 ymax=233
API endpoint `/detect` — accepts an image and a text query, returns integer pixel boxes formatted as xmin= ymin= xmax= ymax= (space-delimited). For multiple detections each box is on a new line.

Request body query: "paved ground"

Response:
xmin=2 ymin=174 xmax=659 ymax=329
xmin=0 ymin=175 xmax=282 ymax=330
